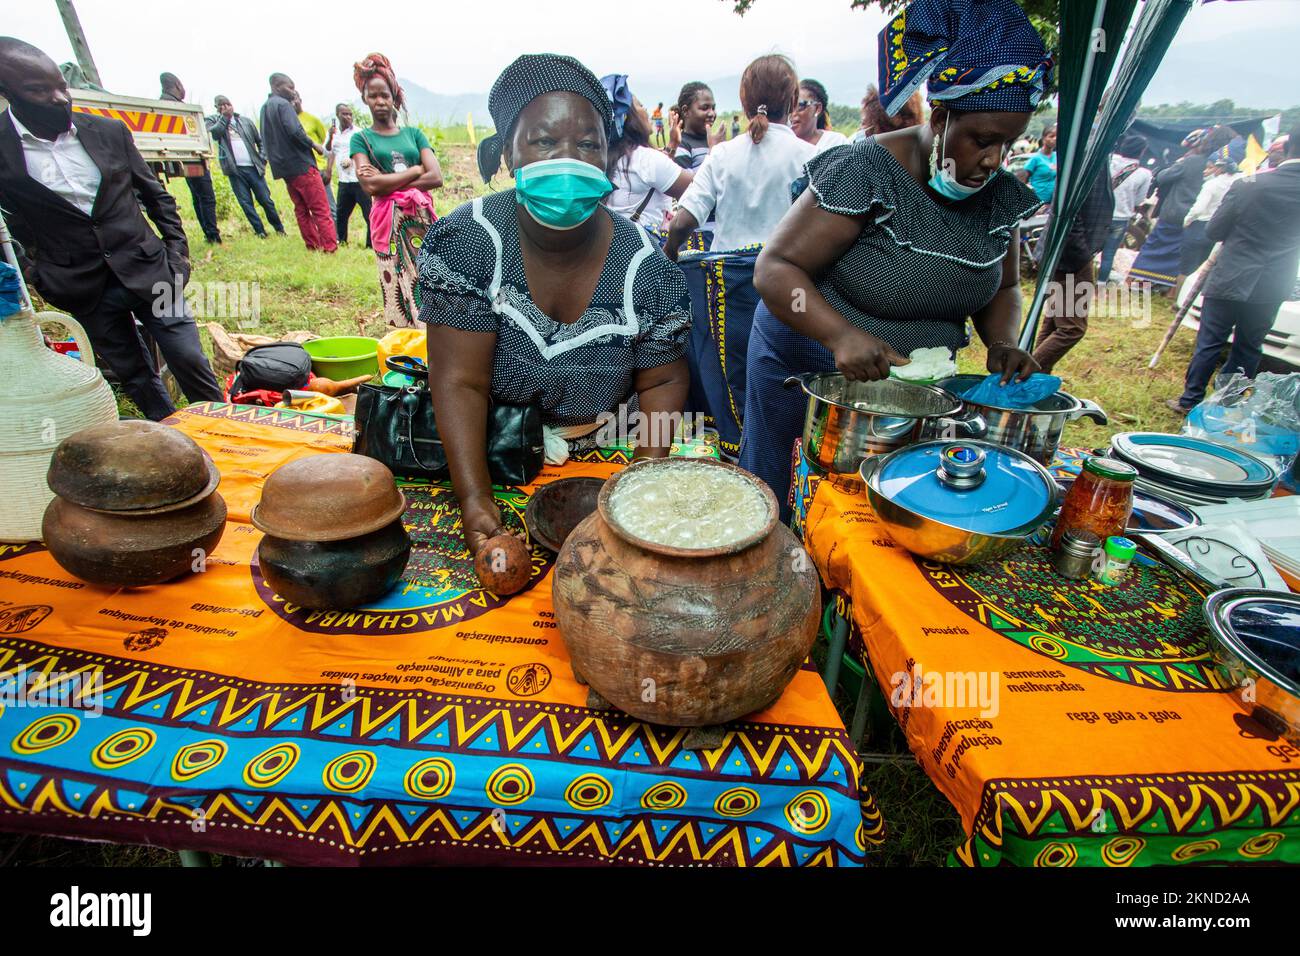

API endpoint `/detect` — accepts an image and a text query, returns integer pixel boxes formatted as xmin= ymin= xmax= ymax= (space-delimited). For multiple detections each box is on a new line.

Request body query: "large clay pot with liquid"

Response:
xmin=552 ymin=458 xmax=820 ymax=727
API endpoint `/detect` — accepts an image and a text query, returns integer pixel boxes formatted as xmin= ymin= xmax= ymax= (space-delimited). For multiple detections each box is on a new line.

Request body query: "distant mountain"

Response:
xmin=399 ymin=77 xmax=489 ymax=126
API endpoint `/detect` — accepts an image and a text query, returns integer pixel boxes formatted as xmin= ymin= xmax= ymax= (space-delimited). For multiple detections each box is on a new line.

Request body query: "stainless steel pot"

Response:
xmin=1204 ymin=588 xmax=1300 ymax=745
xmin=936 ymin=373 xmax=1107 ymax=466
xmin=858 ymin=440 xmax=1059 ymax=566
xmin=786 ymin=373 xmax=985 ymax=476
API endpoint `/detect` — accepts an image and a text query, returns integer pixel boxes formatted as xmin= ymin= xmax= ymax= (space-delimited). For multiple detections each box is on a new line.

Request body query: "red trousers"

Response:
xmin=284 ymin=169 xmax=338 ymax=252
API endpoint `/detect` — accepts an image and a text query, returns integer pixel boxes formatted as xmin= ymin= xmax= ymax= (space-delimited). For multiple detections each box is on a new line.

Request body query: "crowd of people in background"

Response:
xmin=1 ymin=0 xmax=1298 ymax=507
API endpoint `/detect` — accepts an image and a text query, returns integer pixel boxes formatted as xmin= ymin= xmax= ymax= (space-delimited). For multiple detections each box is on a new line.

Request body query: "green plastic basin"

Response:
xmin=303 ymin=336 xmax=380 ymax=380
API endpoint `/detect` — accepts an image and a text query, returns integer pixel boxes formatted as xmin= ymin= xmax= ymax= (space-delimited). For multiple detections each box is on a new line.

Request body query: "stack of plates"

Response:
xmin=1109 ymin=433 xmax=1277 ymax=506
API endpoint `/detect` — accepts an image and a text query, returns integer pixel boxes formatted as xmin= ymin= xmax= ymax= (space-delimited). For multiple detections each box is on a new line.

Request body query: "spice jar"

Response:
xmin=1051 ymin=456 xmax=1137 ymax=549
xmin=1095 ymin=535 xmax=1138 ymax=585
xmin=1051 ymin=528 xmax=1101 ymax=580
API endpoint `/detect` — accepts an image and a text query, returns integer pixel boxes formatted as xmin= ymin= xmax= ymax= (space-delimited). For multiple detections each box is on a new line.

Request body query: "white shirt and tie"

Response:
xmin=8 ymin=111 xmax=101 ymax=215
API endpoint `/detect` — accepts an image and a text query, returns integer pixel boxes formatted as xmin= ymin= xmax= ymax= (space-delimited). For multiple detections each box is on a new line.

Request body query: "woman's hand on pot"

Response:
xmin=462 ymin=494 xmax=510 ymax=556
xmin=830 ymin=327 xmax=908 ymax=381
xmin=986 ymin=342 xmax=1039 ymax=384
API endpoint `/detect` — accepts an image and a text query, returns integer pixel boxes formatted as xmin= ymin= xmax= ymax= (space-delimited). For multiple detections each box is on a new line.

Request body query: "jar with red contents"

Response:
xmin=1051 ymin=456 xmax=1137 ymax=549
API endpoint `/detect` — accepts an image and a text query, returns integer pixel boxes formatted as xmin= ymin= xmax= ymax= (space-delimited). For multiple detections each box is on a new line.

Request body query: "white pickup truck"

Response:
xmin=70 ymin=88 xmax=212 ymax=173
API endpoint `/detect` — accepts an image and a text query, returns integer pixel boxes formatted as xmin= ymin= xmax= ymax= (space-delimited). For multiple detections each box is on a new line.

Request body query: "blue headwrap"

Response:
xmin=600 ymin=74 xmax=633 ymax=140
xmin=878 ymin=0 xmax=1052 ymax=116
xmin=1210 ymin=138 xmax=1246 ymax=173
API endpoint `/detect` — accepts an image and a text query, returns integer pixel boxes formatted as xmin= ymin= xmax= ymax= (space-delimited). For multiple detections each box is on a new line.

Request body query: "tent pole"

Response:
xmin=1018 ymin=0 xmax=1111 ymax=351
xmin=1148 ymin=243 xmax=1221 ymax=369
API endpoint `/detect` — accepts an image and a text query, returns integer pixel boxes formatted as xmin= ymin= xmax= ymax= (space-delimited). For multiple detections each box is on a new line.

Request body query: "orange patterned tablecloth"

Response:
xmin=0 ymin=403 xmax=882 ymax=866
xmin=799 ymin=465 xmax=1300 ymax=867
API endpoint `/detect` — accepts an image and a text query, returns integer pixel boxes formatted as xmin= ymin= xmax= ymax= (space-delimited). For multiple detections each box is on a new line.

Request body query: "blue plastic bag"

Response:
xmin=0 ymin=261 xmax=23 ymax=318
xmin=961 ymin=372 xmax=1062 ymax=408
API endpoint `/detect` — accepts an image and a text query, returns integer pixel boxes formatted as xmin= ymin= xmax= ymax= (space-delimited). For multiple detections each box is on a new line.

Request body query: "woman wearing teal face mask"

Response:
xmin=415 ymin=54 xmax=692 ymax=554
xmin=739 ymin=0 xmax=1052 ymax=516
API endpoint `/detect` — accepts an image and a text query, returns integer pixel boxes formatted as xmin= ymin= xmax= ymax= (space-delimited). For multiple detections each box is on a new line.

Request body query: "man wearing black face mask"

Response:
xmin=0 ymin=37 xmax=223 ymax=420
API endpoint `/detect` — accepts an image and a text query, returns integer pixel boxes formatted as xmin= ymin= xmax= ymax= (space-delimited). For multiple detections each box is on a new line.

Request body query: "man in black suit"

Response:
xmin=1169 ymin=128 xmax=1300 ymax=414
xmin=0 ymin=38 xmax=222 ymax=420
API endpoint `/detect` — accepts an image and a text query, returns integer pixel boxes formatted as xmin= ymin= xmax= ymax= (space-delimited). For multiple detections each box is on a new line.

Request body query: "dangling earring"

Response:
xmin=929 ymin=130 xmax=940 ymax=178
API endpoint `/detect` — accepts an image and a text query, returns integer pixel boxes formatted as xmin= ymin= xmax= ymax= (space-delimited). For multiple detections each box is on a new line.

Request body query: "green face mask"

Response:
xmin=514 ymin=158 xmax=612 ymax=230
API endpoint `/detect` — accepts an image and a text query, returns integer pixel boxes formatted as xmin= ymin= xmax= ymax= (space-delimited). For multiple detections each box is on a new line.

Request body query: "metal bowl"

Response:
xmin=859 ymin=440 xmax=1059 ymax=566
xmin=524 ymin=476 xmax=604 ymax=553
xmin=252 ymin=453 xmax=405 ymax=542
xmin=1204 ymin=588 xmax=1300 ymax=745
xmin=47 ymin=419 xmax=220 ymax=514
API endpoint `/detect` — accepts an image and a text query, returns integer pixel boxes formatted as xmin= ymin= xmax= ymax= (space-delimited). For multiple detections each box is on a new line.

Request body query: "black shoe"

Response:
xmin=255 ymin=232 xmax=268 ymax=239
xmin=1163 ymin=398 xmax=1191 ymax=417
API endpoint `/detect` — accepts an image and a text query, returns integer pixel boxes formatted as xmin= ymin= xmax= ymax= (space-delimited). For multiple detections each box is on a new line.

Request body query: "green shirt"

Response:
xmin=348 ymin=127 xmax=431 ymax=174
xmin=298 ymin=110 xmax=329 ymax=169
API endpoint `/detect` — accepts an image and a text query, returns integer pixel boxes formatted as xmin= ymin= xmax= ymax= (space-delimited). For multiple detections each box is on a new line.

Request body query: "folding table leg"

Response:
xmin=848 ymin=664 xmax=874 ymax=749
xmin=822 ymin=609 xmax=848 ymax=694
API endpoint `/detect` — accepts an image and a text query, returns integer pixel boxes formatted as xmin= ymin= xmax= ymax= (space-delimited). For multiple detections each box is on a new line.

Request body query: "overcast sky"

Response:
xmin=6 ymin=0 xmax=1298 ymax=119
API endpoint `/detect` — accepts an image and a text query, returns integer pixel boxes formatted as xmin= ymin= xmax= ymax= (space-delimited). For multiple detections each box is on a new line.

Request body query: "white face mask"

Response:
xmin=928 ymin=123 xmax=998 ymax=200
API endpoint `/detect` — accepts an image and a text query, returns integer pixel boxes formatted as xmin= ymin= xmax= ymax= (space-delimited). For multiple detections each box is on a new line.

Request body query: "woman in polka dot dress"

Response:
xmin=416 ymin=54 xmax=691 ymax=554
xmin=741 ymin=0 xmax=1052 ymax=516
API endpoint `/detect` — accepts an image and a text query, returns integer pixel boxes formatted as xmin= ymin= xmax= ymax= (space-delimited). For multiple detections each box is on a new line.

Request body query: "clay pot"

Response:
xmin=251 ymin=453 xmax=405 ymax=541
xmin=552 ymin=459 xmax=821 ymax=727
xmin=47 ymin=419 xmax=220 ymax=513
xmin=252 ymin=454 xmax=410 ymax=609
xmin=257 ymin=519 xmax=411 ymax=610
xmin=42 ymin=492 xmax=227 ymax=587
xmin=523 ymin=476 xmax=604 ymax=553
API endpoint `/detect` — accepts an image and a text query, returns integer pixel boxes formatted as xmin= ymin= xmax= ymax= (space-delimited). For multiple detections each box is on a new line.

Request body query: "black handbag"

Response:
xmin=352 ymin=355 xmax=545 ymax=487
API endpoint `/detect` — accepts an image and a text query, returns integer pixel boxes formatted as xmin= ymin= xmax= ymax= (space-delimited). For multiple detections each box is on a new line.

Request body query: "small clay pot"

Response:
xmin=47 ymin=419 xmax=220 ymax=513
xmin=523 ymin=476 xmax=604 ymax=553
xmin=257 ymin=518 xmax=411 ymax=610
xmin=42 ymin=492 xmax=227 ymax=587
xmin=252 ymin=453 xmax=405 ymax=542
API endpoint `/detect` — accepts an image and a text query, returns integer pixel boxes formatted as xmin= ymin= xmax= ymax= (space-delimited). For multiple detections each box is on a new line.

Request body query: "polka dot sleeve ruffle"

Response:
xmin=416 ymin=205 xmax=499 ymax=334
xmin=804 ymin=140 xmax=896 ymax=220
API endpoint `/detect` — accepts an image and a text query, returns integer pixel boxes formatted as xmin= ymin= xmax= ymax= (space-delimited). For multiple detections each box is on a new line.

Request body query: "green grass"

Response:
xmin=8 ymin=138 xmax=1203 ymax=867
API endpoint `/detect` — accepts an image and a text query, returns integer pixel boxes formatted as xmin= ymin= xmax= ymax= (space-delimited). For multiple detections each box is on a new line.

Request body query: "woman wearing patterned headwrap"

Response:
xmin=416 ymin=54 xmax=692 ymax=554
xmin=601 ymin=73 xmax=693 ymax=233
xmin=742 ymin=0 xmax=1051 ymax=516
xmin=351 ymin=53 xmax=444 ymax=328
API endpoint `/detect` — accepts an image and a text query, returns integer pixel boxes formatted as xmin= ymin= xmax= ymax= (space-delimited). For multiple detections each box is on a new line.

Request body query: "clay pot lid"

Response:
xmin=251 ymin=453 xmax=406 ymax=542
xmin=47 ymin=419 xmax=221 ymax=515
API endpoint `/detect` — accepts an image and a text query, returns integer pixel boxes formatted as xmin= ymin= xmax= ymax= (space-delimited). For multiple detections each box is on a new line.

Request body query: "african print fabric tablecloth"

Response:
xmin=795 ymin=451 xmax=1300 ymax=868
xmin=0 ymin=403 xmax=882 ymax=866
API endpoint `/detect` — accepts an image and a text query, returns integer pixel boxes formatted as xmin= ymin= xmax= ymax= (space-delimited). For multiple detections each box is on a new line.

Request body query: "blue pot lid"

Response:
xmin=874 ymin=441 xmax=1055 ymax=535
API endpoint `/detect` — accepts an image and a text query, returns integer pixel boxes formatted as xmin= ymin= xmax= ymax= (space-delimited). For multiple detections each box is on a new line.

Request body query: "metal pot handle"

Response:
xmin=783 ymin=373 xmax=816 ymax=390
xmin=1069 ymin=398 xmax=1108 ymax=425
xmin=859 ymin=455 xmax=882 ymax=485
xmin=935 ymin=409 xmax=987 ymax=440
